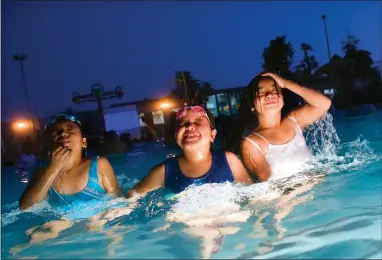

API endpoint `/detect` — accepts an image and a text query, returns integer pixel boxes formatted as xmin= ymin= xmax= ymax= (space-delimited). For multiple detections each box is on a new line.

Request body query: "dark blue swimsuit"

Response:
xmin=164 ymin=149 xmax=234 ymax=194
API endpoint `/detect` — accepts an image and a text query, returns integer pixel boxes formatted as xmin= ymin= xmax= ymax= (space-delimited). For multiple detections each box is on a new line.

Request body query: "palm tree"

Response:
xmin=294 ymin=43 xmax=319 ymax=84
xmin=296 ymin=43 xmax=319 ymax=73
xmin=170 ymin=70 xmax=204 ymax=104
xmin=341 ymin=34 xmax=359 ymax=54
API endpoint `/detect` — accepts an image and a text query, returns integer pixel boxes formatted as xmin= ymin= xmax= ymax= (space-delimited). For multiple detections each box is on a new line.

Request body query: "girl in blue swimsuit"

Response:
xmin=18 ymin=114 xmax=122 ymax=210
xmin=126 ymin=105 xmax=253 ymax=198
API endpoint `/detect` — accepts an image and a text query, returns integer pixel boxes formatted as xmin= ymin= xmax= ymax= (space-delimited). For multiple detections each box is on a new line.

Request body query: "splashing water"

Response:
xmin=305 ymin=113 xmax=341 ymax=160
xmin=304 ymin=113 xmax=382 ymax=175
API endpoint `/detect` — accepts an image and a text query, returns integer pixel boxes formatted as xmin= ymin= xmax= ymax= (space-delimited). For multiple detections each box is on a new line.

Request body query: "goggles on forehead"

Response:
xmin=45 ymin=113 xmax=82 ymax=130
xmin=176 ymin=105 xmax=214 ymax=128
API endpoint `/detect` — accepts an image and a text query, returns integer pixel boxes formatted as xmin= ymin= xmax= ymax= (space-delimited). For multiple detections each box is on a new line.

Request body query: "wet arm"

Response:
xmin=286 ymin=80 xmax=332 ymax=128
xmin=98 ymin=157 xmax=123 ymax=198
xmin=241 ymin=139 xmax=272 ymax=182
xmin=125 ymin=163 xmax=165 ymax=199
xmin=225 ymin=151 xmax=253 ymax=184
xmin=19 ymin=167 xmax=60 ymax=210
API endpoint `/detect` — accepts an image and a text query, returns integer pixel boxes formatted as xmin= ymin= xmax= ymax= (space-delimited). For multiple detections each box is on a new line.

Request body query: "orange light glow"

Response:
xmin=160 ymin=102 xmax=171 ymax=109
xmin=12 ymin=120 xmax=32 ymax=133
xmin=17 ymin=122 xmax=28 ymax=128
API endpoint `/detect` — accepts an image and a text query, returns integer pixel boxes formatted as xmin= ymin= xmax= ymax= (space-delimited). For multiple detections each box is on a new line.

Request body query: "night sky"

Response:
xmin=2 ymin=1 xmax=381 ymax=121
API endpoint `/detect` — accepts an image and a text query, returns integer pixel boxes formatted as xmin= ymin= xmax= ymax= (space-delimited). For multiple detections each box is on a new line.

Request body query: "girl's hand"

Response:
xmin=49 ymin=146 xmax=71 ymax=172
xmin=262 ymin=72 xmax=288 ymax=88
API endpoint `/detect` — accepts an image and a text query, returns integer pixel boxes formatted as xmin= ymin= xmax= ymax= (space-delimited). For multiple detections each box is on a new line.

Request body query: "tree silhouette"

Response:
xmin=295 ymin=43 xmax=319 ymax=84
xmin=296 ymin=43 xmax=319 ymax=74
xmin=169 ymin=71 xmax=214 ymax=105
xmin=314 ymin=34 xmax=380 ymax=107
xmin=169 ymin=71 xmax=197 ymax=100
xmin=342 ymin=34 xmax=374 ymax=79
xmin=262 ymin=35 xmax=295 ymax=78
xmin=193 ymin=81 xmax=214 ymax=104
xmin=341 ymin=34 xmax=359 ymax=54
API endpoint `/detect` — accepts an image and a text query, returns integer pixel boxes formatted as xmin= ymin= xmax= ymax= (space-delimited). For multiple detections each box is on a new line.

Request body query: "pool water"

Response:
xmin=2 ymin=110 xmax=382 ymax=259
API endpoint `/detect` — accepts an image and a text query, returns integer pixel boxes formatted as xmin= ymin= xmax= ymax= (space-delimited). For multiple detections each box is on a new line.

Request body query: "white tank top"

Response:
xmin=244 ymin=116 xmax=313 ymax=180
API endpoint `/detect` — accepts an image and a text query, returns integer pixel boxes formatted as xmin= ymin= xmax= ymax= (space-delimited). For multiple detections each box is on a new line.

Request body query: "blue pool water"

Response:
xmin=2 ymin=110 xmax=382 ymax=259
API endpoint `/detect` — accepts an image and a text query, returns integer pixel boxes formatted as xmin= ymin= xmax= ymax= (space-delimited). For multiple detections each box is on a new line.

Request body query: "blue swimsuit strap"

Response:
xmin=88 ymin=156 xmax=100 ymax=184
xmin=84 ymin=156 xmax=105 ymax=194
xmin=49 ymin=156 xmax=104 ymax=202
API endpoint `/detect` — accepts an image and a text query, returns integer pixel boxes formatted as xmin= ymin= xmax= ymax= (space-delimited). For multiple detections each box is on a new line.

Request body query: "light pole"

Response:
xmin=175 ymin=71 xmax=189 ymax=105
xmin=321 ymin=15 xmax=332 ymax=61
xmin=13 ymin=53 xmax=35 ymax=131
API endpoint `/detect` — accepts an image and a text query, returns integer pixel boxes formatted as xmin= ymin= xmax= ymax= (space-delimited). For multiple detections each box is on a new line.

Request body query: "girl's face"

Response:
xmin=175 ymin=110 xmax=216 ymax=152
xmin=253 ymin=78 xmax=284 ymax=116
xmin=50 ymin=120 xmax=86 ymax=152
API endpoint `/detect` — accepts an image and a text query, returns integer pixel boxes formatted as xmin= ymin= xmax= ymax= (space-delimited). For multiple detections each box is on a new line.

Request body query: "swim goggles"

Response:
xmin=176 ymin=105 xmax=214 ymax=129
xmin=45 ymin=113 xmax=82 ymax=130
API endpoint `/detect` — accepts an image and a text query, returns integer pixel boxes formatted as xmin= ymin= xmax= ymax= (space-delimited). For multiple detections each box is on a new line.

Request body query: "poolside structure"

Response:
xmin=106 ymin=97 xmax=184 ymax=140
xmin=203 ymin=87 xmax=247 ymax=118
xmin=374 ymin=60 xmax=382 ymax=80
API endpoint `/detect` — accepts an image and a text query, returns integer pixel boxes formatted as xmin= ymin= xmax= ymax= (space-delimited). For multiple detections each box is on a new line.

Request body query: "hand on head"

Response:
xmin=261 ymin=73 xmax=288 ymax=89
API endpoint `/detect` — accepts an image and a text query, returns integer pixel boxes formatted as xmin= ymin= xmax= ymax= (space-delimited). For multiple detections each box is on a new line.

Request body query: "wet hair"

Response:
xmin=204 ymin=107 xmax=216 ymax=130
xmin=246 ymin=74 xmax=282 ymax=113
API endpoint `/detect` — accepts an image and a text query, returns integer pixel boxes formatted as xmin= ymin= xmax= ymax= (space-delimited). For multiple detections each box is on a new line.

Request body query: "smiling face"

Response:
xmin=175 ymin=110 xmax=217 ymax=152
xmin=50 ymin=119 xmax=86 ymax=153
xmin=253 ymin=78 xmax=284 ymax=116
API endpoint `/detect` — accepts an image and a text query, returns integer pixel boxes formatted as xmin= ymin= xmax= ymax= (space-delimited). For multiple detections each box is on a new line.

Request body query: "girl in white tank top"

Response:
xmin=241 ymin=72 xmax=332 ymax=182
xmin=244 ymin=116 xmax=313 ymax=180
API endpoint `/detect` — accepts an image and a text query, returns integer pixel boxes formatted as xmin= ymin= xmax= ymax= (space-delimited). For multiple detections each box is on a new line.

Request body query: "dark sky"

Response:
xmin=2 ymin=1 xmax=381 ymax=121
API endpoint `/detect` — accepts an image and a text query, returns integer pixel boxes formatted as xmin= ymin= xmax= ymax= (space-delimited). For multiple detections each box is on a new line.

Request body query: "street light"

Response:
xmin=12 ymin=119 xmax=33 ymax=133
xmin=16 ymin=122 xmax=28 ymax=128
xmin=160 ymin=102 xmax=171 ymax=109
xmin=13 ymin=53 xmax=35 ymax=132
xmin=321 ymin=15 xmax=332 ymax=61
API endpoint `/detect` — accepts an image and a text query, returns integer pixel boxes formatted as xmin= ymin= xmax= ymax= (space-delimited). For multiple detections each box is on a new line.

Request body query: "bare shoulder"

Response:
xmin=97 ymin=156 xmax=111 ymax=167
xmin=224 ymin=150 xmax=246 ymax=168
xmin=126 ymin=161 xmax=166 ymax=198
xmin=224 ymin=151 xmax=238 ymax=166
xmin=95 ymin=156 xmax=115 ymax=179
xmin=224 ymin=150 xmax=236 ymax=157
xmin=148 ymin=162 xmax=166 ymax=176
xmin=224 ymin=151 xmax=253 ymax=184
xmin=224 ymin=151 xmax=240 ymax=161
xmin=241 ymin=133 xmax=268 ymax=156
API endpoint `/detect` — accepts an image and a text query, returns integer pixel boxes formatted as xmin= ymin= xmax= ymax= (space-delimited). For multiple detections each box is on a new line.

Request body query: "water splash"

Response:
xmin=305 ymin=113 xmax=341 ymax=160
xmin=1 ymin=201 xmax=59 ymax=227
xmin=318 ymin=137 xmax=382 ymax=175
xmin=303 ymin=112 xmax=381 ymax=176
